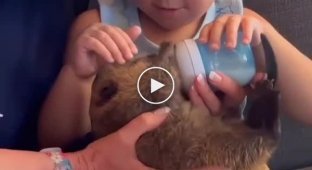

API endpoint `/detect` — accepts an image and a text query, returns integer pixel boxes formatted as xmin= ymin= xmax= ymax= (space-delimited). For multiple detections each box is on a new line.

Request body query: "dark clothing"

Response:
xmin=0 ymin=0 xmax=88 ymax=150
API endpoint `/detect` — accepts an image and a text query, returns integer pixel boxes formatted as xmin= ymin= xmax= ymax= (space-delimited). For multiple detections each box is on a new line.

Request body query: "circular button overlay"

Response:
xmin=137 ymin=67 xmax=175 ymax=105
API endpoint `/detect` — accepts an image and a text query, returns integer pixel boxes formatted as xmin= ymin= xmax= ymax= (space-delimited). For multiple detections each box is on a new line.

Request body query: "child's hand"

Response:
xmin=199 ymin=13 xmax=264 ymax=50
xmin=192 ymin=13 xmax=265 ymax=115
xmin=189 ymin=72 xmax=246 ymax=115
xmin=71 ymin=24 xmax=141 ymax=78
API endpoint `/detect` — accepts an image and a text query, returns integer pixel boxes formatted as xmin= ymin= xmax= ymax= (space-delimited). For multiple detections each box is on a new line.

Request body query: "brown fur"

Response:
xmin=89 ymin=43 xmax=280 ymax=170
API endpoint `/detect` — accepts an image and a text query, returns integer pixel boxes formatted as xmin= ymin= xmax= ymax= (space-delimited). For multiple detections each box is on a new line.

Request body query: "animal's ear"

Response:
xmin=150 ymin=42 xmax=177 ymax=66
xmin=158 ymin=42 xmax=175 ymax=58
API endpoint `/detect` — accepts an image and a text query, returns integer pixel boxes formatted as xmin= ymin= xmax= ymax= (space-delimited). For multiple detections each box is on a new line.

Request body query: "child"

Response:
xmin=37 ymin=0 xmax=274 ymax=148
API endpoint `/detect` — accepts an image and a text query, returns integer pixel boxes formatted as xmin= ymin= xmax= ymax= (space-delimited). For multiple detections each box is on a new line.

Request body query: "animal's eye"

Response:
xmin=96 ymin=81 xmax=118 ymax=106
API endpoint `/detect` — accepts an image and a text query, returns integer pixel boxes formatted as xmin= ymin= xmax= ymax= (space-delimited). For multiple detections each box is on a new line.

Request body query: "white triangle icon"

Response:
xmin=151 ymin=79 xmax=165 ymax=93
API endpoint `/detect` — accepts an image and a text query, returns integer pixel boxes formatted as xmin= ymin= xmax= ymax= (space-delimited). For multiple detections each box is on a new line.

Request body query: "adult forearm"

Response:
xmin=38 ymin=65 xmax=94 ymax=148
xmin=0 ymin=149 xmax=54 ymax=170
xmin=0 ymin=149 xmax=89 ymax=170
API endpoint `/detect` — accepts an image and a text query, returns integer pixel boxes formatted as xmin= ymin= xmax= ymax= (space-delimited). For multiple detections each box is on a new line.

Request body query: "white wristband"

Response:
xmin=40 ymin=147 xmax=73 ymax=170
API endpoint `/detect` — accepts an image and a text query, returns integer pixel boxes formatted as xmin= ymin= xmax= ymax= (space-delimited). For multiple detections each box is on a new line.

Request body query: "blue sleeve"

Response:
xmin=215 ymin=0 xmax=244 ymax=17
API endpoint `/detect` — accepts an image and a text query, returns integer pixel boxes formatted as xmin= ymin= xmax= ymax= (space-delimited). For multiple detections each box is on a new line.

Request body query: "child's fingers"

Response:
xmin=125 ymin=25 xmax=142 ymax=41
xmin=194 ymin=74 xmax=221 ymax=114
xmin=209 ymin=16 xmax=228 ymax=51
xmin=199 ymin=23 xmax=212 ymax=43
xmin=228 ymin=16 xmax=263 ymax=46
xmin=250 ymin=19 xmax=262 ymax=46
xmin=225 ymin=15 xmax=242 ymax=49
xmin=115 ymin=27 xmax=138 ymax=58
xmin=208 ymin=71 xmax=245 ymax=107
xmin=100 ymin=25 xmax=132 ymax=63
xmin=92 ymin=29 xmax=125 ymax=64
xmin=83 ymin=37 xmax=114 ymax=63
xmin=241 ymin=17 xmax=254 ymax=45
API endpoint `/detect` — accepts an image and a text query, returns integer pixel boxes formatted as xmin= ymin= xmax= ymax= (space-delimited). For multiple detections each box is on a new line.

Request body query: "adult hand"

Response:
xmin=75 ymin=107 xmax=170 ymax=170
xmin=67 ymin=106 xmax=229 ymax=170
xmin=189 ymin=72 xmax=245 ymax=115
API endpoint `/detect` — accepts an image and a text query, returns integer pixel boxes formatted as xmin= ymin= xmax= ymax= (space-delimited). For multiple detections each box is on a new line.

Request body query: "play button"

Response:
xmin=137 ymin=67 xmax=175 ymax=105
xmin=151 ymin=79 xmax=165 ymax=93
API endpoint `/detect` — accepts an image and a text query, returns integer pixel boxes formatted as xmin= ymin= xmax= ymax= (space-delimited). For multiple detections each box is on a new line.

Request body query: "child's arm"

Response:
xmin=246 ymin=9 xmax=312 ymax=124
xmin=38 ymin=9 xmax=141 ymax=148
xmin=38 ymin=9 xmax=100 ymax=148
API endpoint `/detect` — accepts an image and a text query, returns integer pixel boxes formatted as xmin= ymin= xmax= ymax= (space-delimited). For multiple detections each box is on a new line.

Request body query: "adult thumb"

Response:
xmin=118 ymin=107 xmax=171 ymax=143
xmin=125 ymin=25 xmax=142 ymax=40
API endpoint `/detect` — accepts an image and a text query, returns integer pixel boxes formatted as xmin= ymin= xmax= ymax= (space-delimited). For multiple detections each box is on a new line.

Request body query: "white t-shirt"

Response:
xmin=97 ymin=0 xmax=243 ymax=57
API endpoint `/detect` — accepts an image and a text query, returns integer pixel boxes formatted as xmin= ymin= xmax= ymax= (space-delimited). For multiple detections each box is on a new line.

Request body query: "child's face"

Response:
xmin=131 ymin=0 xmax=214 ymax=30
